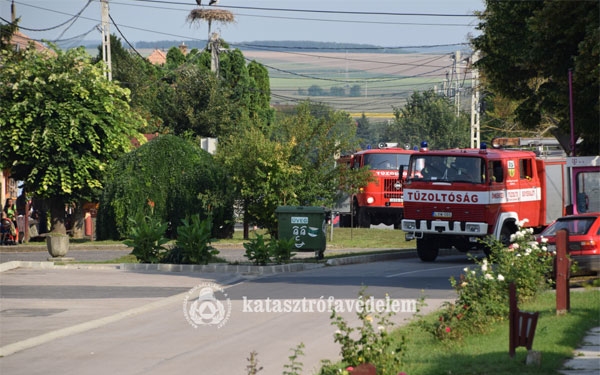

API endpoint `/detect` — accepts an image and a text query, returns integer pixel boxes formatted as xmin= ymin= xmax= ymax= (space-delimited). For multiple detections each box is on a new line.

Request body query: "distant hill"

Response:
xmin=80 ymin=39 xmax=465 ymax=54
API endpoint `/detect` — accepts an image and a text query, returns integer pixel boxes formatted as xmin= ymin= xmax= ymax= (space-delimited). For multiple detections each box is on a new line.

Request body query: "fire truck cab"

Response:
xmin=401 ymin=142 xmax=567 ymax=261
xmin=335 ymin=145 xmax=414 ymax=228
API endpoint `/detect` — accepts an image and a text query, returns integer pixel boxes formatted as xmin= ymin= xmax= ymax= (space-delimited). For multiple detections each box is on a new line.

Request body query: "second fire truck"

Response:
xmin=335 ymin=144 xmax=414 ymax=228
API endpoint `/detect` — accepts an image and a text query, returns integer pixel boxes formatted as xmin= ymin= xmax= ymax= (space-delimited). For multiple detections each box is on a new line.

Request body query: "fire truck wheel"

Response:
xmin=357 ymin=207 xmax=371 ymax=228
xmin=500 ymin=223 xmax=515 ymax=246
xmin=416 ymin=237 xmax=439 ymax=262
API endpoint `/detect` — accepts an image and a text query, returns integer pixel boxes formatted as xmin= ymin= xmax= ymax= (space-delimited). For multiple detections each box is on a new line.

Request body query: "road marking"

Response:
xmin=385 ymin=265 xmax=465 ymax=278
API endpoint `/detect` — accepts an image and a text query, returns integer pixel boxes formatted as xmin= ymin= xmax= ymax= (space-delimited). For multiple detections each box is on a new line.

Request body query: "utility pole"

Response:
xmin=470 ymin=52 xmax=481 ymax=148
xmin=210 ymin=32 xmax=220 ymax=77
xmin=454 ymin=50 xmax=461 ymax=117
xmin=100 ymin=0 xmax=112 ymax=81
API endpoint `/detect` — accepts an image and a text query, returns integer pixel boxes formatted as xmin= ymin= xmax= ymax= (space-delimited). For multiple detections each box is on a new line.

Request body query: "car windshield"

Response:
xmin=409 ymin=155 xmax=484 ymax=183
xmin=363 ymin=153 xmax=411 ymax=171
xmin=542 ymin=217 xmax=596 ymax=236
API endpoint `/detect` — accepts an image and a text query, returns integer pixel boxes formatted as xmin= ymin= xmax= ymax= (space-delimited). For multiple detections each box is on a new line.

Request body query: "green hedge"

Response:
xmin=97 ymin=134 xmax=234 ymax=240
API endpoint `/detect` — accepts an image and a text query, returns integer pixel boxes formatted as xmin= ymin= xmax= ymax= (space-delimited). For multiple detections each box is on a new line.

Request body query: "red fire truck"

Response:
xmin=335 ymin=144 xmax=414 ymax=228
xmin=400 ymin=140 xmax=568 ymax=261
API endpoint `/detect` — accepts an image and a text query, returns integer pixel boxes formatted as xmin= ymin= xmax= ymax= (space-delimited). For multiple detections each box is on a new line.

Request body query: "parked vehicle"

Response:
xmin=536 ymin=212 xmax=600 ymax=274
xmin=334 ymin=144 xmax=414 ymax=228
xmin=401 ymin=139 xmax=567 ymax=262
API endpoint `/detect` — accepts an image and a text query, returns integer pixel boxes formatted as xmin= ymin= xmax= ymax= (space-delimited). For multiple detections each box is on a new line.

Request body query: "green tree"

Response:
xmin=0 ymin=45 xmax=144 ymax=234
xmin=166 ymin=46 xmax=186 ymax=68
xmin=472 ymin=1 xmax=599 ymax=155
xmin=216 ymin=128 xmax=302 ymax=237
xmin=157 ymin=65 xmax=234 ymax=137
xmin=0 ymin=17 xmax=19 ymax=52
xmin=388 ymin=90 xmax=470 ymax=149
xmin=98 ymin=135 xmax=234 ymax=240
xmin=308 ymin=85 xmax=324 ymax=96
xmin=94 ymin=34 xmax=164 ymax=132
xmin=273 ymin=101 xmax=360 ymax=208
xmin=247 ymin=60 xmax=275 ymax=128
xmin=349 ymin=84 xmax=362 ymax=97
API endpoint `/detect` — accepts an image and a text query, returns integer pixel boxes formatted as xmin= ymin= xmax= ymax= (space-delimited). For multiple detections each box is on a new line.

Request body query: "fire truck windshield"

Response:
xmin=364 ymin=153 xmax=411 ymax=171
xmin=410 ymin=155 xmax=484 ymax=183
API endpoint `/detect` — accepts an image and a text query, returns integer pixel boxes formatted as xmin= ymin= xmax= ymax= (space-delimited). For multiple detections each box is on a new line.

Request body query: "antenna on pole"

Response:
xmin=100 ymin=0 xmax=112 ymax=81
xmin=470 ymin=52 xmax=480 ymax=149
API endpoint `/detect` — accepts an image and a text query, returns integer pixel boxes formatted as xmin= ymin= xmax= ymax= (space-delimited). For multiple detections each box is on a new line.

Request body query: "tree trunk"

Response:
xmin=71 ymin=203 xmax=85 ymax=238
xmin=49 ymin=199 xmax=67 ymax=235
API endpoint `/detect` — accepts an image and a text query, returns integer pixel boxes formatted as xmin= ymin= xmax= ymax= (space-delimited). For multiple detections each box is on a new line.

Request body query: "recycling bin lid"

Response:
xmin=275 ymin=206 xmax=326 ymax=213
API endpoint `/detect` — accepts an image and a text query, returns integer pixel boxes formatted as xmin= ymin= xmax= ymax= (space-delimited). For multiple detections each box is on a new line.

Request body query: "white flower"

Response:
xmin=378 ymin=325 xmax=385 ymax=331
xmin=517 ymin=218 xmax=530 ymax=227
xmin=484 ymin=273 xmax=493 ymax=280
xmin=481 ymin=263 xmax=488 ymax=271
xmin=471 ymin=270 xmax=476 ymax=274
xmin=512 ymin=243 xmax=520 ymax=249
xmin=525 ymin=248 xmax=532 ymax=255
xmin=497 ymin=274 xmax=505 ymax=281
xmin=540 ymin=237 xmax=548 ymax=243
xmin=463 ymin=267 xmax=469 ymax=272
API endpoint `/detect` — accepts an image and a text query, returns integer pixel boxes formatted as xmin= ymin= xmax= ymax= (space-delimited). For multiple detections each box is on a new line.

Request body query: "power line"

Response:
xmin=132 ymin=0 xmax=478 ymax=18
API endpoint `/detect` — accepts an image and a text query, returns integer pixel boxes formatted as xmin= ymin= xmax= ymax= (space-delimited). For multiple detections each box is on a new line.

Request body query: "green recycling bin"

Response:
xmin=276 ymin=206 xmax=326 ymax=259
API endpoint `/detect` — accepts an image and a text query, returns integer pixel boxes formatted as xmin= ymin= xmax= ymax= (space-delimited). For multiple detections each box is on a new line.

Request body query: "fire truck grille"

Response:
xmin=383 ymin=179 xmax=401 ymax=192
xmin=405 ymin=204 xmax=486 ymax=223
xmin=384 ymin=193 xmax=403 ymax=199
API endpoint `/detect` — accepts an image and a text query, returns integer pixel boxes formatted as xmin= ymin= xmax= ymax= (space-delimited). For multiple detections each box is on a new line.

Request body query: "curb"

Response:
xmin=119 ymin=262 xmax=324 ymax=275
xmin=325 ymin=247 xmax=463 ymax=266
xmin=0 ymin=260 xmax=325 ymax=275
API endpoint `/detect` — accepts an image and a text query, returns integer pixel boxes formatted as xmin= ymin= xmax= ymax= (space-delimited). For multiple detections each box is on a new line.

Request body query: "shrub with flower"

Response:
xmin=422 ymin=219 xmax=554 ymax=340
xmin=320 ymin=288 xmax=406 ymax=375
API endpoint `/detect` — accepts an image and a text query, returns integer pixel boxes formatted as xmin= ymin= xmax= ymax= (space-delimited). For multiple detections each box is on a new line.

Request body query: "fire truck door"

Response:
xmin=516 ymin=158 xmax=540 ymax=224
xmin=488 ymin=160 xmax=505 ymax=221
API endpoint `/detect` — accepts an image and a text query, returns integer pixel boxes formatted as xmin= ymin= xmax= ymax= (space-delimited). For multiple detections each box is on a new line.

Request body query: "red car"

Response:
xmin=537 ymin=212 xmax=600 ymax=274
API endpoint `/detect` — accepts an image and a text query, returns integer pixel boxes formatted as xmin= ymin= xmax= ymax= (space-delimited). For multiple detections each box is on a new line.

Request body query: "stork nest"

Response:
xmin=187 ymin=9 xmax=235 ymax=23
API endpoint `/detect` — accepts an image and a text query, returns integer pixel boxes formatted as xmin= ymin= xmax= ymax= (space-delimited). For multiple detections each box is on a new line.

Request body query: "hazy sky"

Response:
xmin=2 ymin=0 xmax=484 ymax=48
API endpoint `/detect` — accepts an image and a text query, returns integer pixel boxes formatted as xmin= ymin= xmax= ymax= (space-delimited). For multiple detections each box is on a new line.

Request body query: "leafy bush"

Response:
xmin=421 ymin=219 xmax=554 ymax=340
xmin=97 ymin=134 xmax=234 ymax=240
xmin=325 ymin=288 xmax=406 ymax=375
xmin=243 ymin=233 xmax=271 ymax=265
xmin=243 ymin=234 xmax=297 ymax=265
xmin=270 ymin=237 xmax=296 ymax=264
xmin=123 ymin=212 xmax=169 ymax=263
xmin=168 ymin=214 xmax=219 ymax=265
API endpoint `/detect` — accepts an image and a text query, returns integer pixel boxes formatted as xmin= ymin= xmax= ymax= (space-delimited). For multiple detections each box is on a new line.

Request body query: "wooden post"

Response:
xmin=509 ymin=282 xmax=540 ymax=358
xmin=509 ymin=282 xmax=517 ymax=357
xmin=555 ymin=228 xmax=570 ymax=314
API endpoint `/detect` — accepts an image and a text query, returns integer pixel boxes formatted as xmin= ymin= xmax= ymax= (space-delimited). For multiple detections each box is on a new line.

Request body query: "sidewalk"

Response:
xmin=559 ymin=326 xmax=600 ymax=375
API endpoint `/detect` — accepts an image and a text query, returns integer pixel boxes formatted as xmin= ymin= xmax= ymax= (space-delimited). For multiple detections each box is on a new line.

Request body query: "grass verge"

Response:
xmin=214 ymin=227 xmax=412 ymax=249
xmin=393 ymin=288 xmax=599 ymax=375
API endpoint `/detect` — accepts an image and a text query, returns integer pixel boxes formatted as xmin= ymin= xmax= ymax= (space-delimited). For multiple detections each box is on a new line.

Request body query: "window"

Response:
xmin=490 ymin=160 xmax=503 ymax=183
xmin=519 ymin=159 xmax=533 ymax=179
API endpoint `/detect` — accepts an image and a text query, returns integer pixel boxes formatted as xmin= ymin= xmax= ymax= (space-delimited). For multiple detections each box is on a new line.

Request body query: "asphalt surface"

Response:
xmin=0 ymin=243 xmax=598 ymax=374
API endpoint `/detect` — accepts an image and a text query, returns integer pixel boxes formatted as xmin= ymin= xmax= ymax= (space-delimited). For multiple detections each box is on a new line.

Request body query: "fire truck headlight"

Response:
xmin=466 ymin=224 xmax=480 ymax=233
xmin=366 ymin=196 xmax=375 ymax=204
xmin=404 ymin=221 xmax=416 ymax=230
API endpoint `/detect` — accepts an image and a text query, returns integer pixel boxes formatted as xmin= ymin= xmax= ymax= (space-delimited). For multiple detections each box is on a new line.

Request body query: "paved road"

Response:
xmin=0 ymin=253 xmax=470 ymax=375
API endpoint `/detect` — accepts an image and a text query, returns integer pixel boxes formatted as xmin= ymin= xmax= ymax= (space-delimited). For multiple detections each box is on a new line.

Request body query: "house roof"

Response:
xmin=10 ymin=31 xmax=52 ymax=54
xmin=147 ymin=49 xmax=167 ymax=65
